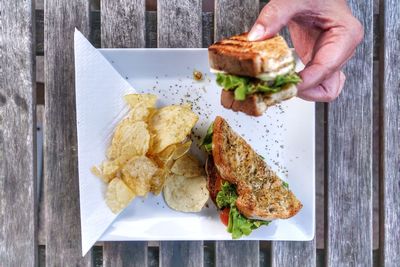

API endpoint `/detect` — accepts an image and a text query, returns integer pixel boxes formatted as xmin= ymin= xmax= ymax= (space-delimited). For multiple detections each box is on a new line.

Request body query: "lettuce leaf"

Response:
xmin=216 ymin=182 xmax=271 ymax=239
xmin=216 ymin=182 xmax=237 ymax=209
xmin=216 ymin=72 xmax=301 ymax=101
xmin=200 ymin=122 xmax=214 ymax=153
xmin=229 ymin=206 xmax=270 ymax=239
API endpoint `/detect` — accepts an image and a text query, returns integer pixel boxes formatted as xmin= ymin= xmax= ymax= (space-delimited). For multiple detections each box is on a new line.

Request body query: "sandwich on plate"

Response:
xmin=202 ymin=116 xmax=302 ymax=238
xmin=208 ymin=33 xmax=301 ymax=116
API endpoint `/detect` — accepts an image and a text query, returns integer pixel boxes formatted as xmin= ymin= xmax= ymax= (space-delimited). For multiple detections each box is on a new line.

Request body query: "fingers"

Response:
xmin=248 ymin=0 xmax=302 ymax=41
xmin=297 ymin=19 xmax=363 ymax=93
xmin=298 ymin=71 xmax=346 ymax=102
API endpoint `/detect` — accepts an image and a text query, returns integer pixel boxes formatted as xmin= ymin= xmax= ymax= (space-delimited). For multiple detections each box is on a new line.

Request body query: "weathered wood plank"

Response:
xmin=36 ymin=9 xmax=44 ymax=55
xmin=213 ymin=2 xmax=261 ymax=266
xmin=44 ymin=0 xmax=93 ymax=265
xmin=103 ymin=242 xmax=147 ymax=267
xmin=275 ymin=17 xmax=318 ymax=263
xmin=274 ymin=22 xmax=322 ymax=257
xmin=271 ymin=240 xmax=316 ymax=267
xmin=160 ymin=241 xmax=203 ymax=267
xmin=271 ymin=86 xmax=319 ymax=266
xmin=37 ymin=105 xmax=46 ymax=246
xmin=158 ymin=0 xmax=202 ymax=48
xmin=202 ymin=12 xmax=214 ymax=48
xmin=216 ymin=241 xmax=259 ymax=267
xmin=157 ymin=2 xmax=204 ymax=265
xmin=380 ymin=0 xmax=400 ymax=265
xmin=146 ymin=11 xmax=157 ymax=48
xmin=214 ymin=0 xmax=258 ymax=41
xmin=100 ymin=1 xmax=148 ymax=265
xmin=326 ymin=0 xmax=373 ymax=266
xmin=0 ymin=1 xmax=37 ymax=265
xmin=101 ymin=0 xmax=145 ymax=48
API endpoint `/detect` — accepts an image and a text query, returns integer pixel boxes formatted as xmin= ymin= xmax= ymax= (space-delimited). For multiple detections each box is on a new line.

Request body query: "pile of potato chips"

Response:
xmin=91 ymin=94 xmax=209 ymax=213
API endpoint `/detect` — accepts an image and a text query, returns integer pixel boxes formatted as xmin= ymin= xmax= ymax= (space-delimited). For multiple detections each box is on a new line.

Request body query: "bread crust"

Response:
xmin=220 ymin=84 xmax=298 ymax=117
xmin=208 ymin=33 xmax=293 ymax=77
xmin=212 ymin=116 xmax=303 ymax=220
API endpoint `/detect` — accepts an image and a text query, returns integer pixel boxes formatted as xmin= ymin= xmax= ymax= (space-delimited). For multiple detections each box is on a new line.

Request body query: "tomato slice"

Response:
xmin=219 ymin=208 xmax=230 ymax=226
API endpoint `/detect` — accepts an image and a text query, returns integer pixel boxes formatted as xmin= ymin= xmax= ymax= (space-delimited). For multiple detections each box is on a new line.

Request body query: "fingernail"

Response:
xmin=248 ymin=24 xmax=265 ymax=41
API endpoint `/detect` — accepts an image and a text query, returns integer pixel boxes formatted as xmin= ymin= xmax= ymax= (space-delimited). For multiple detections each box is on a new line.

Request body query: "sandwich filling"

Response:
xmin=202 ymin=123 xmax=270 ymax=239
xmin=216 ymin=72 xmax=301 ymax=101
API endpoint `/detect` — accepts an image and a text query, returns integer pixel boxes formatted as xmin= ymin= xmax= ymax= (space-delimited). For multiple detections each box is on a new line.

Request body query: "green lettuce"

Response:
xmin=216 ymin=181 xmax=238 ymax=208
xmin=217 ymin=182 xmax=270 ymax=239
xmin=200 ymin=123 xmax=214 ymax=153
xmin=216 ymin=72 xmax=301 ymax=101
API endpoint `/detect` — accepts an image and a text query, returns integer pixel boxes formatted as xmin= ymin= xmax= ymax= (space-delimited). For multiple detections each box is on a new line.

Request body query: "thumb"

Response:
xmin=248 ymin=0 xmax=302 ymax=41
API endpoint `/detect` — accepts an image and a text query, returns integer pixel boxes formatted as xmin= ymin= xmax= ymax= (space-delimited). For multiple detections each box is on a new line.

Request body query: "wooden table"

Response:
xmin=1 ymin=0 xmax=399 ymax=266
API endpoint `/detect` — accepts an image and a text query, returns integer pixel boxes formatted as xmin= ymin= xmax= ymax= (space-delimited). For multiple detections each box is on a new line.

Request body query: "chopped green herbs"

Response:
xmin=216 ymin=182 xmax=270 ymax=239
xmin=282 ymin=181 xmax=289 ymax=188
xmin=216 ymin=72 xmax=302 ymax=101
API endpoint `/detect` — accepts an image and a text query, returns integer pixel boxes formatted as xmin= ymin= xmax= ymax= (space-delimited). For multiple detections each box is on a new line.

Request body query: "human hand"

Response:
xmin=248 ymin=0 xmax=364 ymax=102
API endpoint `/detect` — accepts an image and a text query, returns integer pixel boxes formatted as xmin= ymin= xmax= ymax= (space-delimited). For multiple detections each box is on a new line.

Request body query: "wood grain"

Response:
xmin=146 ymin=11 xmax=157 ymax=48
xmin=103 ymin=242 xmax=147 ymax=267
xmin=157 ymin=0 xmax=202 ymax=48
xmin=101 ymin=0 xmax=145 ymax=48
xmin=380 ymin=0 xmax=400 ymax=265
xmin=215 ymin=241 xmax=259 ymax=267
xmin=160 ymin=241 xmax=203 ymax=267
xmin=214 ymin=0 xmax=259 ymax=41
xmin=271 ymin=241 xmax=315 ymax=266
xmin=202 ymin=12 xmax=214 ymax=48
xmin=100 ymin=1 xmax=148 ymax=265
xmin=44 ymin=0 xmax=92 ymax=265
xmin=0 ymin=0 xmax=37 ymax=265
xmin=326 ymin=0 xmax=373 ymax=266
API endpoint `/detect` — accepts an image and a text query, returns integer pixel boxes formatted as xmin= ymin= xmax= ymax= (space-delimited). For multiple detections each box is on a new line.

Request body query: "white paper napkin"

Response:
xmin=74 ymin=29 xmax=133 ymax=255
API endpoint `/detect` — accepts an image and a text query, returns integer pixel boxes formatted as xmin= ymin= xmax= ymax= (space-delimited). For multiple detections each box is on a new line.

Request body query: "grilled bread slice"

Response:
xmin=209 ymin=33 xmax=294 ymax=78
xmin=220 ymin=84 xmax=297 ymax=116
xmin=212 ymin=116 xmax=302 ymax=220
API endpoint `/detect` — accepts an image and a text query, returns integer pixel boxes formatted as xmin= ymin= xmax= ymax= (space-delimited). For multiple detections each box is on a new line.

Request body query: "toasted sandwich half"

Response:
xmin=202 ymin=116 xmax=302 ymax=238
xmin=208 ymin=33 xmax=301 ymax=116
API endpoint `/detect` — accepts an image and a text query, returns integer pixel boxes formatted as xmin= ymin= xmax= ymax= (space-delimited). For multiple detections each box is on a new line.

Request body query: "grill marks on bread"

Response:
xmin=208 ymin=33 xmax=293 ymax=76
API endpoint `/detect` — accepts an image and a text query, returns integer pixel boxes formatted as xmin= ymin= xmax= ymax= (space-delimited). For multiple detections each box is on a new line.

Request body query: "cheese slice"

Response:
xmin=256 ymin=63 xmax=294 ymax=81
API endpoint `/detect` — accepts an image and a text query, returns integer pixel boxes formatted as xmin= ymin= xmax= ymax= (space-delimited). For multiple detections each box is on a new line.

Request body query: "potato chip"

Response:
xmin=150 ymin=168 xmax=169 ymax=195
xmin=153 ymin=147 xmax=175 ymax=169
xmin=91 ymin=165 xmax=102 ymax=178
xmin=105 ymin=178 xmax=136 ymax=213
xmin=130 ymin=106 xmax=160 ymax=123
xmin=107 ymin=120 xmax=150 ymax=161
xmin=124 ymin=94 xmax=157 ymax=109
xmin=122 ymin=156 xmax=158 ymax=196
xmin=171 ymin=154 xmax=204 ymax=178
xmin=125 ymin=94 xmax=157 ymax=122
xmin=148 ymin=106 xmax=198 ymax=153
xmin=172 ymin=140 xmax=192 ymax=160
xmin=93 ymin=93 xmax=202 ymax=214
xmin=101 ymin=160 xmax=120 ymax=182
xmin=91 ymin=160 xmax=121 ymax=183
xmin=163 ymin=174 xmax=209 ymax=212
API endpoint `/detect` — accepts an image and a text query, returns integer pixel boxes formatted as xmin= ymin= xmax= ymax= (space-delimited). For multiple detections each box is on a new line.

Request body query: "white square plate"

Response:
xmin=74 ymin=30 xmax=314 ymax=254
